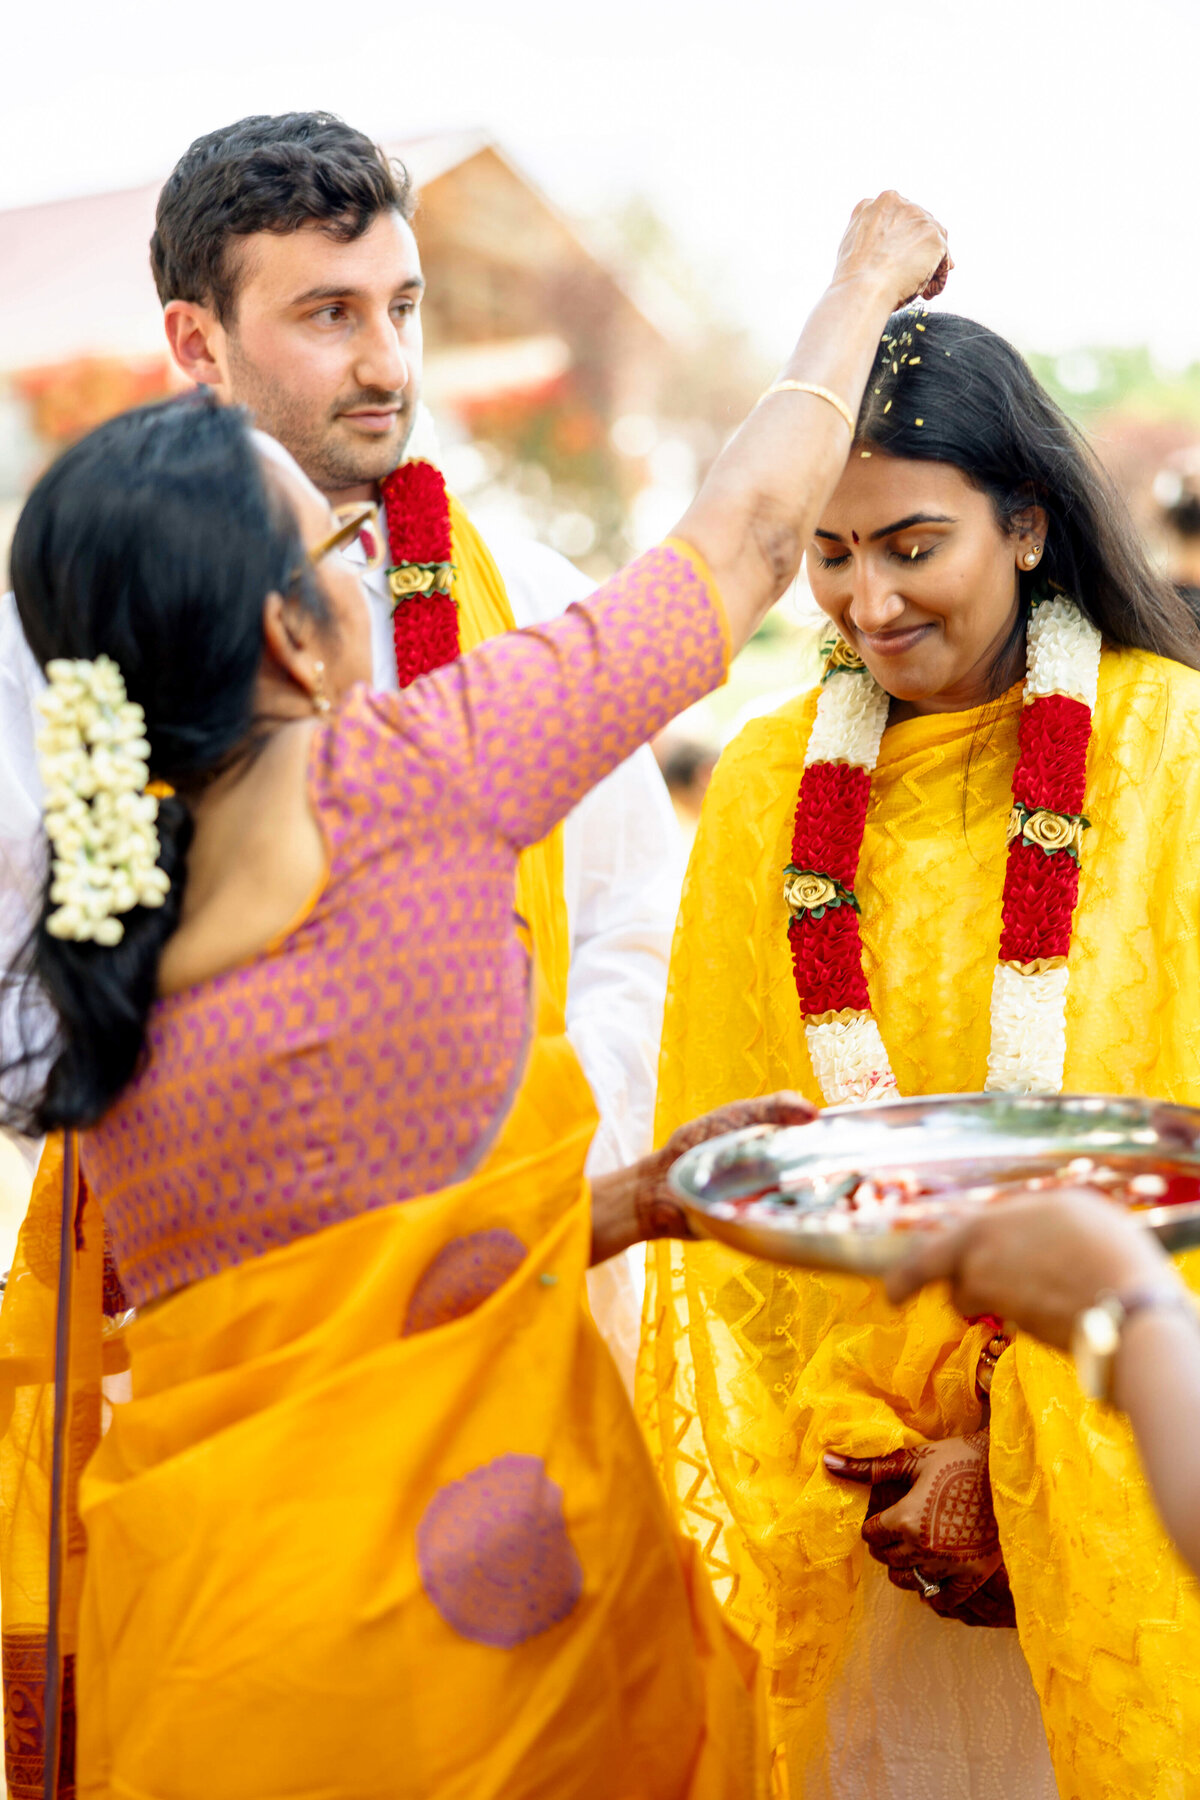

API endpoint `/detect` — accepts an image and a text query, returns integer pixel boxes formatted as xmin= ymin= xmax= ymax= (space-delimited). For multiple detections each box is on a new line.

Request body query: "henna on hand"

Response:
xmin=637 ymin=1093 xmax=818 ymax=1244
xmin=932 ymin=1558 xmax=1017 ymax=1629
xmin=591 ymin=1092 xmax=817 ymax=1262
xmin=827 ymin=1429 xmax=1014 ymax=1625
xmin=633 ymin=1181 xmax=696 ymax=1245
xmin=915 ymin=1428 xmax=1000 ymax=1565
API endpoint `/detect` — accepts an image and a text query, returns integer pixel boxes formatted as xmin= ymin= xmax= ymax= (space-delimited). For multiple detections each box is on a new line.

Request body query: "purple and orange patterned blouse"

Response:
xmin=80 ymin=543 xmax=728 ymax=1305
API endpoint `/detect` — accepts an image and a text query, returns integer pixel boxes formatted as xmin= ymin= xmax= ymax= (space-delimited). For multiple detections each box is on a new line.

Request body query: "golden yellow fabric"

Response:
xmin=74 ymin=974 xmax=766 ymax=1799
xmin=0 ymin=1140 xmax=65 ymax=1646
xmin=0 ymin=1135 xmax=119 ymax=1799
xmin=0 ymin=496 xmax=574 ymax=1799
xmin=450 ymin=492 xmax=570 ymax=1016
xmin=640 ymin=646 xmax=1200 ymax=1798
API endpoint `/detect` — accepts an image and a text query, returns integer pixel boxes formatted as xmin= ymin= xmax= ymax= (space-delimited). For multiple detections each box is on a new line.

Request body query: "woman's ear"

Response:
xmin=262 ymin=591 xmax=323 ymax=707
xmin=1012 ymin=502 xmax=1050 ymax=573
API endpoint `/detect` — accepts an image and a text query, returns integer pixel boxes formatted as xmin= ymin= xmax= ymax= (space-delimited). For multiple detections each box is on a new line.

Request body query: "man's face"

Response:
xmin=216 ymin=210 xmax=425 ymax=500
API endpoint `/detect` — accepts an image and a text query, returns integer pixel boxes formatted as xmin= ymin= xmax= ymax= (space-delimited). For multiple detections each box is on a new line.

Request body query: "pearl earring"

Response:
xmin=311 ymin=660 xmax=331 ymax=715
xmin=1023 ymin=547 xmax=1041 ymax=568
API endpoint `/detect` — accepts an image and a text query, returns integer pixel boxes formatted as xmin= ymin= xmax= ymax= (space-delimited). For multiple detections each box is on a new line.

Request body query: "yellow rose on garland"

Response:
xmin=783 ymin=868 xmax=857 ymax=922
xmin=1006 ymin=805 xmax=1088 ymax=860
xmin=821 ymin=636 xmax=867 ymax=678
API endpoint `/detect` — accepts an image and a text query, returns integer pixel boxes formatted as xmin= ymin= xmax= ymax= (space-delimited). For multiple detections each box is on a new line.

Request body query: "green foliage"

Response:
xmin=1026 ymin=346 xmax=1200 ymax=429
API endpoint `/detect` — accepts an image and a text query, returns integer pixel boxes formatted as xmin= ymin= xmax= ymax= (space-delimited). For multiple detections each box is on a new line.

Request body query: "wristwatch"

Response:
xmin=1072 ymin=1285 xmax=1200 ymax=1404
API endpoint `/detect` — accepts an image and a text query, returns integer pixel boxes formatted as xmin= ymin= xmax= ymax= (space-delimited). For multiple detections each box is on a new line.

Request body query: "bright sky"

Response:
xmin=2 ymin=0 xmax=1197 ymax=364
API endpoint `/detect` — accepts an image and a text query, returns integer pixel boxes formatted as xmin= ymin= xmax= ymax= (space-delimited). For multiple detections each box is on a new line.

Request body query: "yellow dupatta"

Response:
xmin=640 ymin=646 xmax=1200 ymax=1797
xmin=449 ymin=496 xmax=645 ymax=1389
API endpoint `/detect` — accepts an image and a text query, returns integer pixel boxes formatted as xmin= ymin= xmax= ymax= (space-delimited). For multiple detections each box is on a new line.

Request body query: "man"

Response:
xmin=4 ymin=112 xmax=682 ymax=1373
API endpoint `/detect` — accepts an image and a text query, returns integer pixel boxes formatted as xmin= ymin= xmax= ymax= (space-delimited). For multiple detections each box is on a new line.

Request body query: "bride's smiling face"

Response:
xmin=806 ymin=451 xmax=1046 ymax=716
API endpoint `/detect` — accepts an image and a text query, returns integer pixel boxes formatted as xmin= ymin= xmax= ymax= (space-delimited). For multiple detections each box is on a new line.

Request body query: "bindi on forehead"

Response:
xmin=851 ymin=531 xmax=860 ymax=544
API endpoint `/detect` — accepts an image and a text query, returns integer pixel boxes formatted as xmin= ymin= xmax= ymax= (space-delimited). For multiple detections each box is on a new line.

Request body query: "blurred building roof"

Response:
xmin=0 ymin=180 xmax=164 ymax=369
xmin=0 ymin=130 xmax=670 ymax=376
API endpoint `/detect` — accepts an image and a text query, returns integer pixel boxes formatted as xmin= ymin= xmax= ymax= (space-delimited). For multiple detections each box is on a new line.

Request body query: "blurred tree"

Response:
xmin=1027 ymin=345 xmax=1200 ymax=429
xmin=448 ymin=195 xmax=771 ymax=574
xmin=14 ymin=356 xmax=172 ymax=447
xmin=1024 ymin=345 xmax=1200 ymax=542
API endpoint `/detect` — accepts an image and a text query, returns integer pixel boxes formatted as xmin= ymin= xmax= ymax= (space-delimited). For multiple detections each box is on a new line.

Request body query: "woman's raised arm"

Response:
xmin=397 ymin=193 xmax=949 ymax=851
xmin=673 ymin=189 xmax=950 ymax=652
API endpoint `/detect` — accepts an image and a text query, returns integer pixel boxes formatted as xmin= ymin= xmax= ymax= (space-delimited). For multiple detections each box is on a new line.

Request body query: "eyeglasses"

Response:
xmin=307 ymin=502 xmax=378 ymax=568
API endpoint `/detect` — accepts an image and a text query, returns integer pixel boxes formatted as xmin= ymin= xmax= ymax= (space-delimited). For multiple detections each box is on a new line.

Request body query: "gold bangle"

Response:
xmin=758 ymin=380 xmax=856 ymax=435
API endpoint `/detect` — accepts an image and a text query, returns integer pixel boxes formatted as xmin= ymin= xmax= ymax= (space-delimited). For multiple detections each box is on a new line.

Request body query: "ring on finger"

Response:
xmin=914 ymin=1570 xmax=942 ymax=1600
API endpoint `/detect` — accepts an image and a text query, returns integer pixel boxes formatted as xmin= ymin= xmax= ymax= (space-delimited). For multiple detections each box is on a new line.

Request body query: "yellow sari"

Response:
xmin=0 ymin=1133 xmax=112 ymax=1800
xmin=641 ymin=646 xmax=1200 ymax=1798
xmin=2 ymin=510 xmax=738 ymax=1796
xmin=62 ymin=971 xmax=763 ymax=1798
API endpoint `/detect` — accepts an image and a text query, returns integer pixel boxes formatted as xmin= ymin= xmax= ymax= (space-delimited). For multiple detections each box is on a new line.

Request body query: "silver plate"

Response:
xmin=667 ymin=1092 xmax=1200 ymax=1273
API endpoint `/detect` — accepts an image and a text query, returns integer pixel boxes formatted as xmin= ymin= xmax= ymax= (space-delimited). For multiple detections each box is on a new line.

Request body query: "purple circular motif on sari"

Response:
xmin=402 ymin=1229 xmax=526 ymax=1336
xmin=416 ymin=1453 xmax=583 ymax=1647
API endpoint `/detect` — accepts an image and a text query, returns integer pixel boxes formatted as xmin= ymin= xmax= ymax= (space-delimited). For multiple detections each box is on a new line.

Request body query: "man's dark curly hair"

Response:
xmin=150 ymin=112 xmax=414 ymax=323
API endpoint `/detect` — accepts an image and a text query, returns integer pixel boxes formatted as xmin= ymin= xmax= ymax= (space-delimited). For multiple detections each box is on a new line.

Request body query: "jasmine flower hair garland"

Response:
xmin=36 ymin=656 xmax=170 ymax=946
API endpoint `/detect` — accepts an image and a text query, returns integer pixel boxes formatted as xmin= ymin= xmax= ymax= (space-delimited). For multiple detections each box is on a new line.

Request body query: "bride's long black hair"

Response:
xmin=2 ymin=393 xmax=328 ymax=1135
xmin=856 ymin=310 xmax=1200 ymax=685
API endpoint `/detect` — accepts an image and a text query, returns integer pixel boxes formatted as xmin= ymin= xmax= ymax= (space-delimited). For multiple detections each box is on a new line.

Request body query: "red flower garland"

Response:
xmin=793 ymin=762 xmax=871 ymax=889
xmin=379 ymin=460 xmax=460 ymax=685
xmin=994 ymin=691 xmax=1090 ymax=963
xmin=1012 ymin=693 xmax=1090 ymax=813
xmin=997 ymin=845 xmax=1079 ymax=963
xmin=787 ymin=761 xmax=872 ymax=1014
xmin=787 ymin=674 xmax=1093 ymax=1026
xmin=789 ymin=904 xmax=871 ymax=1015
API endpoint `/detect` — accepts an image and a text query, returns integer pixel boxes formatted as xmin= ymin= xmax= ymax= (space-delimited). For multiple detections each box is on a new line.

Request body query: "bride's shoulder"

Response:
xmin=720 ymin=685 xmax=821 ymax=767
xmin=1097 ymin=643 xmax=1200 ymax=735
xmin=1092 ymin=646 xmax=1200 ymax=804
xmin=700 ymin=687 xmax=821 ymax=831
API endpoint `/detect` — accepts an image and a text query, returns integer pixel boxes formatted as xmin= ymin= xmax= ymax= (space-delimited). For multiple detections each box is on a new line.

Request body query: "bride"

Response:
xmin=641 ymin=307 xmax=1200 ymax=1798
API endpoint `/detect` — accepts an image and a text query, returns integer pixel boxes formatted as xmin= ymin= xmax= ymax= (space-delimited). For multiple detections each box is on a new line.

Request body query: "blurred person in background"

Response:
xmin=0 ymin=196 xmax=949 ymax=1798
xmin=1153 ymin=444 xmax=1200 ymax=621
xmin=642 ymin=310 xmax=1200 ymax=1799
xmin=654 ymin=730 xmax=719 ymax=852
xmin=0 ymin=112 xmax=682 ymax=1388
xmin=887 ymin=1188 xmax=1200 ymax=1581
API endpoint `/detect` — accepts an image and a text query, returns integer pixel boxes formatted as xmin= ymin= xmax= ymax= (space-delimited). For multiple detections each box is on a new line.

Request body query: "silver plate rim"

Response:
xmin=667 ymin=1092 xmax=1200 ymax=1272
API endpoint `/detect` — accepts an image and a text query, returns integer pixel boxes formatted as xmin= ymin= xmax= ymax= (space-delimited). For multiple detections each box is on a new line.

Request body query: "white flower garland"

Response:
xmin=36 ymin=656 xmax=170 ymax=946
xmin=804 ymin=673 xmax=890 ymax=769
xmin=806 ymin=1014 xmax=899 ymax=1107
xmin=1024 ymin=596 xmax=1101 ymax=708
xmin=982 ymin=963 xmax=1070 ymax=1096
xmin=802 ymin=602 xmax=1102 ymax=1105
